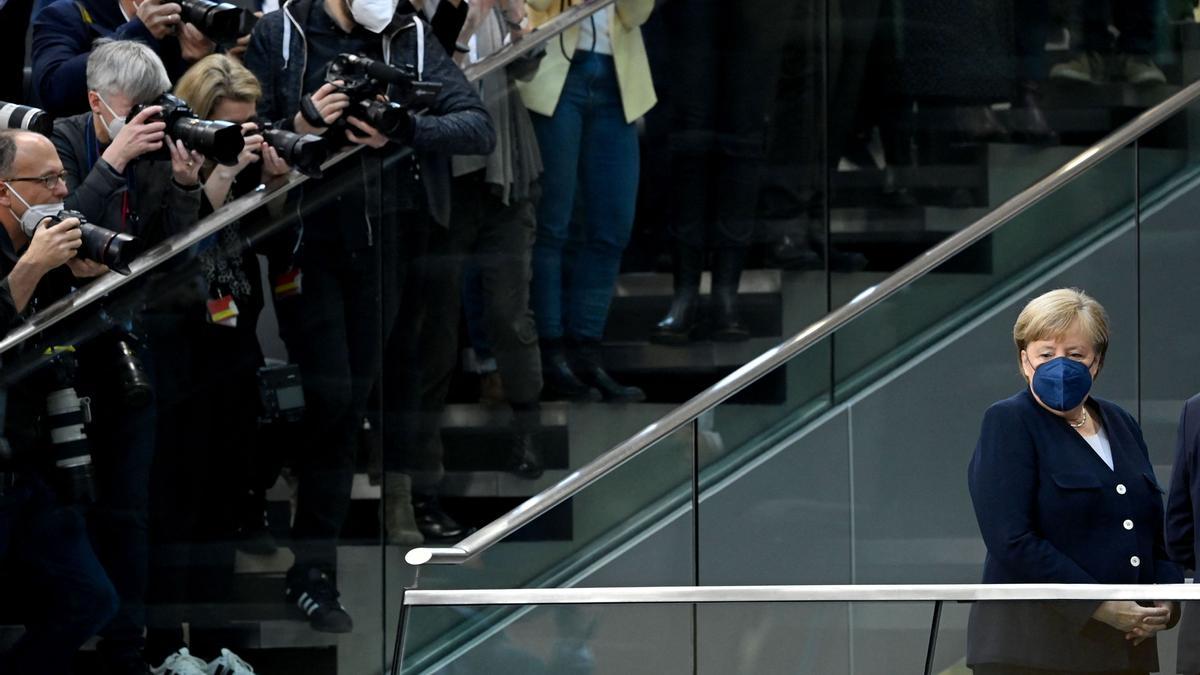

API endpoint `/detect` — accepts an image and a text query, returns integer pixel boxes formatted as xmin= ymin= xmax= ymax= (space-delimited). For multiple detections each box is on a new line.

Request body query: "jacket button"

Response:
xmin=1130 ymin=556 xmax=1141 ymax=567
xmin=1116 ymin=484 xmax=1127 ymax=495
xmin=1123 ymin=520 xmax=1134 ymax=530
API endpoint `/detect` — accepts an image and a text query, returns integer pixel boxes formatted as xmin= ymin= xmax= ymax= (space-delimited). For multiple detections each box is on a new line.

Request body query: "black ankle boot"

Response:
xmin=412 ymin=493 xmax=466 ymax=540
xmin=651 ymin=244 xmax=703 ymax=345
xmin=507 ymin=405 xmax=544 ymax=479
xmin=710 ymin=248 xmax=749 ymax=342
xmin=540 ymin=338 xmax=601 ymax=402
xmin=567 ymin=338 xmax=646 ymax=403
xmin=1011 ymin=80 xmax=1058 ymax=145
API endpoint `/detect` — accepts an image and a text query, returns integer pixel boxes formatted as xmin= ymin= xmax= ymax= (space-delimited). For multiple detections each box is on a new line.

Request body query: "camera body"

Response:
xmin=258 ymin=121 xmax=329 ymax=178
xmin=128 ymin=93 xmax=245 ymax=165
xmin=36 ymin=210 xmax=145 ymax=276
xmin=325 ymin=54 xmax=441 ymax=139
xmin=0 ymin=101 xmax=53 ymax=136
xmin=180 ymin=0 xmax=258 ymax=44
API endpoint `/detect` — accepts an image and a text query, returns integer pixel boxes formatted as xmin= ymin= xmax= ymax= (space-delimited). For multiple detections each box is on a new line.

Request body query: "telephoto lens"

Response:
xmin=260 ymin=124 xmax=328 ymax=178
xmin=180 ymin=0 xmax=258 ymax=43
xmin=0 ymin=101 xmax=53 ymax=136
xmin=360 ymin=100 xmax=407 ymax=137
xmin=32 ymin=210 xmax=146 ymax=275
xmin=41 ymin=350 xmax=96 ymax=504
xmin=128 ymin=94 xmax=246 ymax=165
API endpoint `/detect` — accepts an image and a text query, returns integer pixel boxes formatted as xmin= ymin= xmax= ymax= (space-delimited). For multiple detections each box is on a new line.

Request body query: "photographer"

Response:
xmin=140 ymin=53 xmax=289 ymax=669
xmin=0 ymin=129 xmax=120 ymax=675
xmin=32 ymin=0 xmax=216 ymax=116
xmin=244 ymin=0 xmax=493 ymax=632
xmin=50 ymin=39 xmax=204 ymax=675
xmin=53 ymin=40 xmax=203 ymax=246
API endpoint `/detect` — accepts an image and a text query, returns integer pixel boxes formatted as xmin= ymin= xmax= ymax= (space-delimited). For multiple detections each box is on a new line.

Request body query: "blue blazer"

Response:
xmin=1165 ymin=394 xmax=1200 ymax=672
xmin=967 ymin=389 xmax=1181 ymax=672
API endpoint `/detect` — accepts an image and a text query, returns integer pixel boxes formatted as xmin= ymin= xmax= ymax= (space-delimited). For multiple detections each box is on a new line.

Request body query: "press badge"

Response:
xmin=206 ymin=295 xmax=240 ymax=328
xmin=274 ymin=267 xmax=302 ymax=299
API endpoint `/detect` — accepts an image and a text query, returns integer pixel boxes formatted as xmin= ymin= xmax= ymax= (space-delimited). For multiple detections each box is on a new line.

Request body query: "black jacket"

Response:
xmin=967 ymin=389 xmax=1182 ymax=672
xmin=31 ymin=0 xmax=189 ymax=116
xmin=244 ymin=0 xmax=495 ymax=240
xmin=51 ymin=112 xmax=201 ymax=246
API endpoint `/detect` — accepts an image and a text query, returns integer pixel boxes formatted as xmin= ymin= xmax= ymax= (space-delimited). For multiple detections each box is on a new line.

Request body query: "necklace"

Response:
xmin=1068 ymin=409 xmax=1089 ymax=429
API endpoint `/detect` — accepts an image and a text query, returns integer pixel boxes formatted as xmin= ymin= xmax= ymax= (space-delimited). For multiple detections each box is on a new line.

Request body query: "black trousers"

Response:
xmin=0 ymin=0 xmax=32 ymax=103
xmin=972 ymin=665 xmax=1148 ymax=675
xmin=403 ymin=174 xmax=541 ymax=488
xmin=663 ymin=0 xmax=786 ymax=249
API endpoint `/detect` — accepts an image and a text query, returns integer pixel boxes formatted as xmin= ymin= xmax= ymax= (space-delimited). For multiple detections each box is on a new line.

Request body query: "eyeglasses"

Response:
xmin=3 ymin=171 xmax=68 ymax=190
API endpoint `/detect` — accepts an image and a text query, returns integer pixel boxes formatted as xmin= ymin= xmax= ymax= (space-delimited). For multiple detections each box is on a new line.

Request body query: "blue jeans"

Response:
xmin=0 ymin=478 xmax=119 ymax=675
xmin=530 ymin=52 xmax=640 ymax=342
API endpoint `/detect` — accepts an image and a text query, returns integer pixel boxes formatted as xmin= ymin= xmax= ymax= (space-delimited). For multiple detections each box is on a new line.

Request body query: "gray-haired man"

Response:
xmin=48 ymin=39 xmax=204 ymax=675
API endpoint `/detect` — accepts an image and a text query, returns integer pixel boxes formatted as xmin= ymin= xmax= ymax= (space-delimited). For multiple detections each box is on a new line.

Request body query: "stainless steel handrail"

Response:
xmin=0 ymin=0 xmax=617 ymax=357
xmin=403 ymin=583 xmax=1200 ymax=606
xmin=406 ymin=78 xmax=1200 ymax=566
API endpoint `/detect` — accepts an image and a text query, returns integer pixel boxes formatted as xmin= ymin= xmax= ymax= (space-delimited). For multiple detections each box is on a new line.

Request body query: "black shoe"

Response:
xmin=285 ymin=567 xmax=354 ymax=634
xmin=769 ymin=234 xmax=822 ymax=271
xmin=710 ymin=248 xmax=749 ymax=342
xmin=1010 ymin=81 xmax=1058 ymax=145
xmin=651 ymin=244 xmax=703 ymax=345
xmin=413 ymin=494 xmax=467 ymax=540
xmin=505 ymin=426 xmax=544 ymax=479
xmin=541 ymin=340 xmax=601 ymax=402
xmin=952 ymin=106 xmax=1008 ymax=143
xmin=235 ymin=490 xmax=278 ymax=556
xmin=567 ymin=338 xmax=646 ymax=403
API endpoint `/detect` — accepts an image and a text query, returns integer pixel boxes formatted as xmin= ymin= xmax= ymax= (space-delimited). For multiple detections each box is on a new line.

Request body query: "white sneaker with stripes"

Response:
xmin=151 ymin=648 xmax=209 ymax=675
xmin=207 ymin=647 xmax=256 ymax=675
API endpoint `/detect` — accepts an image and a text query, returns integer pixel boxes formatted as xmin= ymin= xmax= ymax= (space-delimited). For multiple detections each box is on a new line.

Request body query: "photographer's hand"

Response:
xmin=294 ymin=83 xmax=350 ymax=135
xmin=135 ymin=0 xmax=183 ymax=40
xmin=7 ymin=218 xmax=83 ymax=311
xmin=101 ymin=106 xmax=167 ymax=174
xmin=344 ymin=116 xmax=390 ymax=149
xmin=227 ymin=12 xmax=263 ymax=61
xmin=204 ymin=125 xmax=264 ymax=206
xmin=178 ymin=22 xmax=216 ymax=62
xmin=66 ymin=259 xmax=110 ymax=278
xmin=167 ymin=137 xmax=205 ymax=186
xmin=261 ymin=144 xmax=291 ymax=180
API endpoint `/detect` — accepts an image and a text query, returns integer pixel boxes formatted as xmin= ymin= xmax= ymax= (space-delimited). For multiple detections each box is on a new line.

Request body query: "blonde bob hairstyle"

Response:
xmin=1012 ymin=288 xmax=1109 ymax=379
xmin=173 ymin=54 xmax=262 ymax=121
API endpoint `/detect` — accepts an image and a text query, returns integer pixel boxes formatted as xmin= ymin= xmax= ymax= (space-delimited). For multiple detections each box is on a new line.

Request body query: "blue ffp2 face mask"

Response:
xmin=1030 ymin=356 xmax=1093 ymax=412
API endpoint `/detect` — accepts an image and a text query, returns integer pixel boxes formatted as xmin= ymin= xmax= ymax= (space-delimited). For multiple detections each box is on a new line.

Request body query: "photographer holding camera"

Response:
xmin=50 ymin=39 xmax=209 ymax=675
xmin=32 ymin=0 xmax=216 ymax=116
xmin=244 ymin=0 xmax=493 ymax=632
xmin=0 ymin=129 xmax=121 ymax=674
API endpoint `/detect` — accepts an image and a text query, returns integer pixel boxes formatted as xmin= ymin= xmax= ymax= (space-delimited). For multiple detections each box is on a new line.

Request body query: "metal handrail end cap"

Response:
xmin=405 ymin=546 xmax=468 ymax=566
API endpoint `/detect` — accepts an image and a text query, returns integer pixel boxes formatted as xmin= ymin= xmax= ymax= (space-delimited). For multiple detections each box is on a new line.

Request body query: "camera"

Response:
xmin=0 ymin=101 xmax=53 ymax=136
xmin=325 ymin=54 xmax=442 ymax=138
xmin=33 ymin=210 xmax=145 ymax=276
xmin=257 ymin=362 xmax=305 ymax=424
xmin=128 ymin=93 xmax=245 ymax=165
xmin=39 ymin=347 xmax=96 ymax=504
xmin=258 ymin=121 xmax=329 ymax=178
xmin=180 ymin=0 xmax=258 ymax=44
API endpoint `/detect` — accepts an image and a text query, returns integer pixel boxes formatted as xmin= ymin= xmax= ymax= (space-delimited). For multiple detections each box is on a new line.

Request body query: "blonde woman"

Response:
xmin=519 ymin=0 xmax=655 ymax=402
xmin=967 ymin=288 xmax=1182 ymax=674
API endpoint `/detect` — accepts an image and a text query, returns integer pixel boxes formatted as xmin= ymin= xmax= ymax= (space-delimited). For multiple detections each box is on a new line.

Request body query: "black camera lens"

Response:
xmin=179 ymin=0 xmax=258 ymax=43
xmin=262 ymin=127 xmax=328 ymax=177
xmin=171 ymin=117 xmax=245 ymax=165
xmin=111 ymin=339 xmax=152 ymax=409
xmin=362 ymin=100 xmax=407 ymax=137
xmin=78 ymin=223 xmax=145 ymax=275
xmin=42 ymin=352 xmax=96 ymax=504
xmin=0 ymin=100 xmax=53 ymax=136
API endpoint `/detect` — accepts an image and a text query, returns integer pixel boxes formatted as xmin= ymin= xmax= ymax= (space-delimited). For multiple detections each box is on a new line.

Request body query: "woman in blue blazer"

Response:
xmin=967 ymin=288 xmax=1182 ymax=675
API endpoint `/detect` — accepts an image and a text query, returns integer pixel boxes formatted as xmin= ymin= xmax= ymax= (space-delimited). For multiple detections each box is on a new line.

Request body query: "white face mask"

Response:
xmin=348 ymin=0 xmax=400 ymax=33
xmin=97 ymin=93 xmax=126 ymax=140
xmin=3 ymin=182 xmax=64 ymax=238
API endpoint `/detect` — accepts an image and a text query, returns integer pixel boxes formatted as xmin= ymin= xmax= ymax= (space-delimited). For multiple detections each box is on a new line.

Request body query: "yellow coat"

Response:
xmin=520 ymin=0 xmax=657 ymax=123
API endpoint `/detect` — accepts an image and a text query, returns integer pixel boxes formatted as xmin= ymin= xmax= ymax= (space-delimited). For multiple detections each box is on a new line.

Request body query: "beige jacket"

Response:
xmin=519 ymin=0 xmax=657 ymax=123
